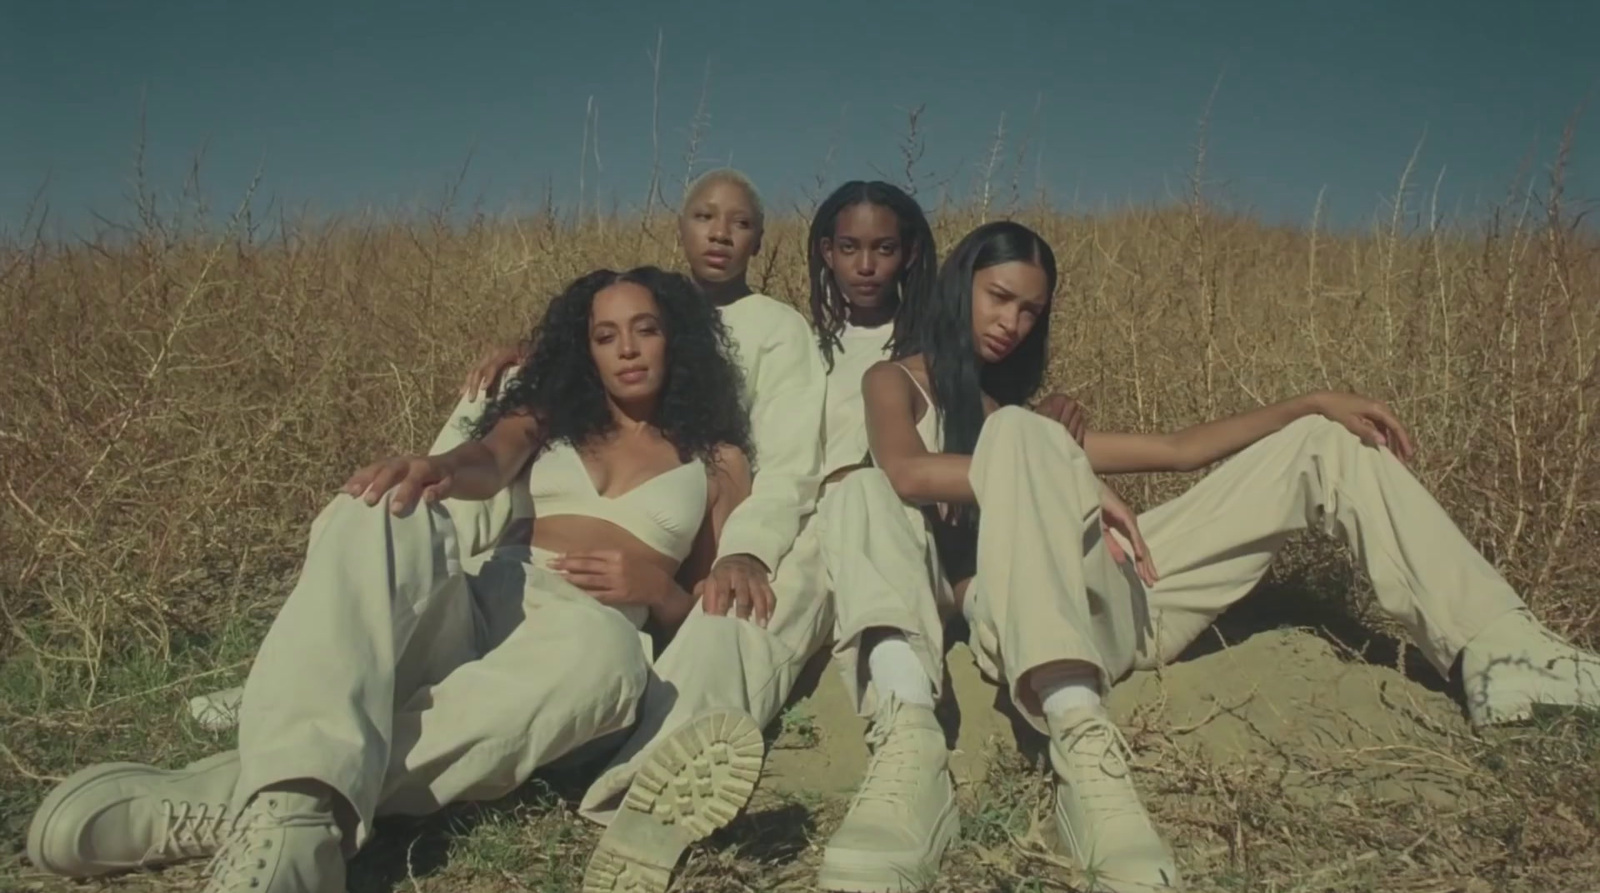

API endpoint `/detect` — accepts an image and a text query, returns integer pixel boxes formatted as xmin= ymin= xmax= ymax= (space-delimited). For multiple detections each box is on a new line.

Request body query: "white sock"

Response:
xmin=1031 ymin=662 xmax=1102 ymax=724
xmin=866 ymin=634 xmax=935 ymax=708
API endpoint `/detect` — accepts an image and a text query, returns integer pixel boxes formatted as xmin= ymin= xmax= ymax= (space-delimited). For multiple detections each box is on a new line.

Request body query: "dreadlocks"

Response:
xmin=806 ymin=180 xmax=938 ymax=370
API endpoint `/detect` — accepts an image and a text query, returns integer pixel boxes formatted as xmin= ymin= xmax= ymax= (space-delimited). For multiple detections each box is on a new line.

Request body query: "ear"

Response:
xmin=819 ymin=236 xmax=834 ymax=267
xmin=751 ymin=230 xmax=763 ymax=256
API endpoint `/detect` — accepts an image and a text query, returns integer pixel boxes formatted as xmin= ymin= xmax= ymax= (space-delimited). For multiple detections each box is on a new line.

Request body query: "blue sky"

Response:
xmin=3 ymin=0 xmax=1596 ymax=237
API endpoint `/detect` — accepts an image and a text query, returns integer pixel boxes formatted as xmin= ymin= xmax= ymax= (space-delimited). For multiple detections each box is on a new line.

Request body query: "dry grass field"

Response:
xmin=2 ymin=140 xmax=1598 ymax=891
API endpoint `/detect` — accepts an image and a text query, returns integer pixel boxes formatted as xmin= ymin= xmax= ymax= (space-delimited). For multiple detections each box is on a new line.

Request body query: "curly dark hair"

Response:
xmin=468 ymin=266 xmax=753 ymax=468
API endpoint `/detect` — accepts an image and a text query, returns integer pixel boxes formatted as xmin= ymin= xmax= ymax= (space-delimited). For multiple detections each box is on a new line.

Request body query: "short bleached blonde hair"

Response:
xmin=681 ymin=168 xmax=765 ymax=232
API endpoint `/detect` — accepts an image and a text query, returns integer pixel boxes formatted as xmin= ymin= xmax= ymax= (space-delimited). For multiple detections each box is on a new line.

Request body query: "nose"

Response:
xmin=618 ymin=332 xmax=640 ymax=358
xmin=854 ymin=255 xmax=877 ymax=277
xmin=997 ymin=306 xmax=1020 ymax=336
xmin=708 ymin=217 xmax=731 ymax=244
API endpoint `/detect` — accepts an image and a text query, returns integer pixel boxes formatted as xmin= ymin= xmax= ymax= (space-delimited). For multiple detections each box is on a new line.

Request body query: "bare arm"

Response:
xmin=656 ymin=445 xmax=754 ymax=631
xmin=1083 ymin=390 xmax=1413 ymax=475
xmin=346 ymin=411 xmax=542 ymax=512
xmin=432 ymin=412 xmax=543 ymax=499
xmin=861 ymin=361 xmax=978 ymax=505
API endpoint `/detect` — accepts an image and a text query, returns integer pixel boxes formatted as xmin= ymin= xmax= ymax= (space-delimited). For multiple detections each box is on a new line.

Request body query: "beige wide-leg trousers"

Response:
xmin=577 ymin=496 xmax=838 ymax=822
xmin=234 ymin=492 xmax=650 ymax=848
xmin=828 ymin=407 xmax=1525 ymax=731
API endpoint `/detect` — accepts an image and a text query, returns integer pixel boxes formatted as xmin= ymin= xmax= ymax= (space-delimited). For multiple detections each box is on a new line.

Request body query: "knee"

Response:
xmin=981 ymin=405 xmax=1083 ymax=454
xmin=985 ymin=405 xmax=1038 ymax=434
xmin=567 ymin=607 xmax=650 ymax=701
xmin=1280 ymin=415 xmax=1365 ymax=460
xmin=318 ymin=488 xmax=451 ymax=534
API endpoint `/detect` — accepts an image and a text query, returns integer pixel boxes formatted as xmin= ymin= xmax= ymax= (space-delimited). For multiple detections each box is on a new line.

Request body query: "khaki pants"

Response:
xmin=235 ymin=492 xmax=650 ymax=848
xmin=829 ymin=407 xmax=1525 ymax=732
xmin=578 ymin=496 xmax=837 ymax=822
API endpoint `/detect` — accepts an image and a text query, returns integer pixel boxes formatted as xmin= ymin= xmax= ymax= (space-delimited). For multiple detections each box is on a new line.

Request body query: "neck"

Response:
xmin=607 ymin=396 xmax=657 ymax=431
xmin=697 ymin=275 xmax=753 ymax=307
xmin=845 ymin=299 xmax=896 ymax=328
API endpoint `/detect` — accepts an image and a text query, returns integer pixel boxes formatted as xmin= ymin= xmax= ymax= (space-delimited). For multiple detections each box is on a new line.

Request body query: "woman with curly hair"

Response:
xmin=24 ymin=267 xmax=767 ymax=893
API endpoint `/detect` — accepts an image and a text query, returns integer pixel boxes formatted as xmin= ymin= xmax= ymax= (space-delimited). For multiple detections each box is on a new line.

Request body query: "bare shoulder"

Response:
xmin=862 ymin=359 xmax=911 ymax=392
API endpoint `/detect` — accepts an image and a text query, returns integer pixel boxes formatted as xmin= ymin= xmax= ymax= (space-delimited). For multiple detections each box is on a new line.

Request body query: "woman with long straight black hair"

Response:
xmin=819 ymin=219 xmax=1599 ymax=892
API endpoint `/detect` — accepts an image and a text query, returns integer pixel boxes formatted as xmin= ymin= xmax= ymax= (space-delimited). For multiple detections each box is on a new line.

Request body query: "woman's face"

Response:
xmin=969 ymin=260 xmax=1049 ymax=363
xmin=678 ymin=180 xmax=761 ymax=285
xmin=820 ymin=202 xmax=906 ymax=311
xmin=589 ymin=281 xmax=669 ymax=403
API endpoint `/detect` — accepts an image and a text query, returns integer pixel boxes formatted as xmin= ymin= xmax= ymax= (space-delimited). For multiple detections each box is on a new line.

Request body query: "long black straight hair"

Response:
xmin=889 ymin=220 xmax=1057 ymax=577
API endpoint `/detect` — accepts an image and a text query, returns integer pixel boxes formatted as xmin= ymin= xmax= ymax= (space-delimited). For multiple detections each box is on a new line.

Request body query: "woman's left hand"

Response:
xmin=1309 ymin=391 xmax=1416 ymax=463
xmin=1099 ymin=482 xmax=1159 ymax=587
xmin=549 ymin=550 xmax=673 ymax=609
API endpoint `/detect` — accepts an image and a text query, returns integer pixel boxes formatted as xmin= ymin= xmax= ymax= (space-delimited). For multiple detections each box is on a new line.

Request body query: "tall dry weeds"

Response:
xmin=1 ymin=147 xmax=1598 ymax=890
xmin=2 ymin=164 xmax=1597 ymax=680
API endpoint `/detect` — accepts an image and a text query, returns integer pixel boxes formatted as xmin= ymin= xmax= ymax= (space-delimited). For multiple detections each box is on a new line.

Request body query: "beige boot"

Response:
xmin=1462 ymin=608 xmax=1600 ymax=727
xmin=817 ymin=696 xmax=960 ymax=892
xmin=1049 ymin=707 xmax=1180 ymax=892
xmin=201 ymin=785 xmax=344 ymax=893
xmin=27 ymin=750 xmax=241 ymax=877
xmin=581 ymin=710 xmax=766 ymax=893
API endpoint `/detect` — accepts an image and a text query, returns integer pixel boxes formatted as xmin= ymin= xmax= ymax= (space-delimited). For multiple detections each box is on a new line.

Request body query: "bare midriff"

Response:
xmin=504 ymin=515 xmax=681 ymax=579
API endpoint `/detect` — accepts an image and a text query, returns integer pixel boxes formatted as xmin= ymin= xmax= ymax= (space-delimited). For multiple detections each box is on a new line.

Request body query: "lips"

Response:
xmin=618 ymin=367 xmax=648 ymax=383
xmin=984 ymin=334 xmax=1016 ymax=356
xmin=703 ymin=249 xmax=731 ymax=268
xmin=850 ymin=281 xmax=884 ymax=295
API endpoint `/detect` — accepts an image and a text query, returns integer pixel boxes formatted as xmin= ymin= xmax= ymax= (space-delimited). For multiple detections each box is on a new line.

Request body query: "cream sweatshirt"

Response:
xmin=821 ymin=321 xmax=895 ymax=476
xmin=712 ymin=293 xmax=829 ymax=571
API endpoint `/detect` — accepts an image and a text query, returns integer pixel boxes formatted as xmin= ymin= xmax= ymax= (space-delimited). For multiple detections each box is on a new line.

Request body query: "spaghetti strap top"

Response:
xmin=894 ymin=362 xmax=944 ymax=453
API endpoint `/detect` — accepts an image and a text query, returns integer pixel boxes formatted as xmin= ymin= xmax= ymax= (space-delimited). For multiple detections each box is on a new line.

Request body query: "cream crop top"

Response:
xmin=524 ymin=441 xmax=707 ymax=562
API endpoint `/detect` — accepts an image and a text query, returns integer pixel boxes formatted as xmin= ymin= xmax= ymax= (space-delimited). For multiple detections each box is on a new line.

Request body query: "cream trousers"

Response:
xmin=576 ymin=496 xmax=836 ymax=821
xmin=827 ymin=407 xmax=1525 ymax=731
xmin=233 ymin=492 xmax=649 ymax=848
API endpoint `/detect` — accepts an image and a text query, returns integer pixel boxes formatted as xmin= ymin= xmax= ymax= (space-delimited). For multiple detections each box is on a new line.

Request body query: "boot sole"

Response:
xmin=1472 ymin=693 xmax=1600 ymax=730
xmin=580 ymin=711 xmax=765 ymax=893
xmin=26 ymin=752 xmax=240 ymax=877
xmin=816 ymin=786 xmax=960 ymax=892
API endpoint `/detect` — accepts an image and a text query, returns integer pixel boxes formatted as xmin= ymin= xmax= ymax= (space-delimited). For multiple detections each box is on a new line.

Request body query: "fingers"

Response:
xmin=1131 ymin=531 xmax=1160 ymax=586
xmin=1055 ymin=396 xmax=1084 ymax=442
xmin=1372 ymin=405 xmax=1416 ymax=461
xmin=421 ymin=473 xmax=454 ymax=504
xmin=343 ymin=463 xmax=379 ymax=497
xmin=558 ymin=570 xmax=611 ymax=592
xmin=700 ymin=577 xmax=729 ymax=615
xmin=549 ymin=555 xmax=610 ymax=575
xmin=751 ymin=579 xmax=775 ymax=628
xmin=388 ymin=479 xmax=420 ymax=515
xmin=729 ymin=574 xmax=754 ymax=622
xmin=1102 ymin=520 xmax=1130 ymax=565
xmin=461 ymin=361 xmax=485 ymax=400
xmin=358 ymin=462 xmax=406 ymax=505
